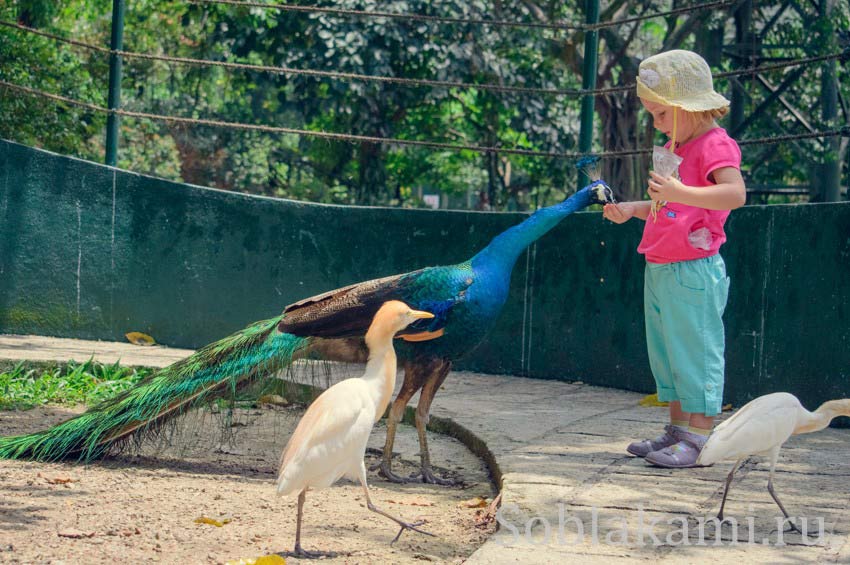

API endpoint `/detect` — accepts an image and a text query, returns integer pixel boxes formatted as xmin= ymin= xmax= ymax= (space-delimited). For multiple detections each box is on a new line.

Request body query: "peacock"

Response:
xmin=0 ymin=180 xmax=614 ymax=484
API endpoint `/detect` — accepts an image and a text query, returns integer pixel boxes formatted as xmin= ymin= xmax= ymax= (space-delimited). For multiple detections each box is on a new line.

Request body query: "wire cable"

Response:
xmin=188 ymin=0 xmax=734 ymax=34
xmin=3 ymin=20 xmax=846 ymax=100
xmin=3 ymin=80 xmax=847 ymax=161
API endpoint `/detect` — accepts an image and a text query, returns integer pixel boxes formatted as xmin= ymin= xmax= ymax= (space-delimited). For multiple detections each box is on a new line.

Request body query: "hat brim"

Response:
xmin=636 ymin=78 xmax=730 ymax=112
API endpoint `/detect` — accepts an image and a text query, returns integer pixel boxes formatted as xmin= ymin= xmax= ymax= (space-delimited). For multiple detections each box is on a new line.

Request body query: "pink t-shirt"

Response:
xmin=637 ymin=127 xmax=742 ymax=264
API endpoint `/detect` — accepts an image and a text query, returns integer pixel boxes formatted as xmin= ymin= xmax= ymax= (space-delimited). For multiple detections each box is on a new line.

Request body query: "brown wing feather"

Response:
xmin=278 ymin=271 xmax=422 ymax=338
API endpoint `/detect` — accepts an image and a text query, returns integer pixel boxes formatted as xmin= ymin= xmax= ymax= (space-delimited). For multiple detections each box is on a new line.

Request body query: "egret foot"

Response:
xmin=771 ymin=520 xmax=802 ymax=535
xmin=384 ymin=516 xmax=434 ymax=545
xmin=281 ymin=545 xmax=339 ymax=559
xmin=378 ymin=460 xmax=410 ymax=483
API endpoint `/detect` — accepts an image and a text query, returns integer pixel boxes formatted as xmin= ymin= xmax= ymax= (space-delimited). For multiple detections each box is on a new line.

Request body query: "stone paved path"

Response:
xmin=2 ymin=333 xmax=848 ymax=563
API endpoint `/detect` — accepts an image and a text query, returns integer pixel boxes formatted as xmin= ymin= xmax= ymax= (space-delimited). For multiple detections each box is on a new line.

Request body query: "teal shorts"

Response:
xmin=644 ymin=255 xmax=730 ymax=416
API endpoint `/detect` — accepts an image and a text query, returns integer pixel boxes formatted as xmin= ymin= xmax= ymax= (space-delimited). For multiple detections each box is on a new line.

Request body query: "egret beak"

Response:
xmin=410 ymin=310 xmax=435 ymax=319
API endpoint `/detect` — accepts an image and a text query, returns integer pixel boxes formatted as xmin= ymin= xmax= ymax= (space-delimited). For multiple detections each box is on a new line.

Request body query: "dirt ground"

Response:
xmin=0 ymin=403 xmax=497 ymax=564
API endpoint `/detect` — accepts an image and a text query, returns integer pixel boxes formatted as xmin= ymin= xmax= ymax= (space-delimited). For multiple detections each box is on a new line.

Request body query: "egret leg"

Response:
xmin=378 ymin=368 xmax=421 ymax=483
xmin=358 ymin=461 xmax=435 ymax=544
xmin=717 ymin=460 xmax=741 ymax=521
xmin=410 ymin=360 xmax=455 ymax=485
xmin=764 ymin=447 xmax=801 ymax=534
xmin=283 ymin=490 xmax=338 ymax=559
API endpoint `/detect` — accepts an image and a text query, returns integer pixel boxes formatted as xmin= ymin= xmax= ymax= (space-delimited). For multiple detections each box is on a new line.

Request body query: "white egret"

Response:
xmin=276 ymin=300 xmax=436 ymax=558
xmin=697 ymin=392 xmax=850 ymax=529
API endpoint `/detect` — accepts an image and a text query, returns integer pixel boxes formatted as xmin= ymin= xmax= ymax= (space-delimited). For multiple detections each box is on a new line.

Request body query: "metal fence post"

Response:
xmin=819 ymin=0 xmax=840 ymax=202
xmin=105 ymin=0 xmax=125 ymax=167
xmin=577 ymin=0 xmax=600 ymax=190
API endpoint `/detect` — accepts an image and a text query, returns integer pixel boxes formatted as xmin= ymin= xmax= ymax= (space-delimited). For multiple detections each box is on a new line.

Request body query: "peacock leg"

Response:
xmin=378 ymin=363 xmax=421 ymax=483
xmin=410 ymin=360 xmax=455 ymax=486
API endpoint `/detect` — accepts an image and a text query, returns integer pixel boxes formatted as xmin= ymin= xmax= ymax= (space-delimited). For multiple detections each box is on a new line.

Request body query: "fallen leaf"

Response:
xmin=44 ymin=476 xmax=74 ymax=485
xmin=225 ymin=556 xmax=286 ymax=565
xmin=474 ymin=492 xmax=502 ymax=528
xmin=638 ymin=393 xmax=669 ymax=407
xmin=255 ymin=557 xmax=286 ymax=565
xmin=458 ymin=497 xmax=488 ymax=508
xmin=125 ymin=332 xmax=156 ymax=346
xmin=257 ymin=394 xmax=289 ymax=407
xmin=58 ymin=529 xmax=96 ymax=539
xmin=194 ymin=516 xmax=232 ymax=527
xmin=387 ymin=498 xmax=434 ymax=507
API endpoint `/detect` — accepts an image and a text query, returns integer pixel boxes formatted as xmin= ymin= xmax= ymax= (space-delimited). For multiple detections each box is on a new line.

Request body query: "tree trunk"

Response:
xmin=168 ymin=124 xmax=229 ymax=189
xmin=357 ymin=141 xmax=387 ymax=206
xmin=596 ymin=67 xmax=651 ymax=202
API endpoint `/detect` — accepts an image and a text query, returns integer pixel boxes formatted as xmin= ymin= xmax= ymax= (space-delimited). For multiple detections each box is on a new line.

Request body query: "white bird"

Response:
xmin=276 ymin=300 xmax=436 ymax=558
xmin=697 ymin=392 xmax=850 ymax=529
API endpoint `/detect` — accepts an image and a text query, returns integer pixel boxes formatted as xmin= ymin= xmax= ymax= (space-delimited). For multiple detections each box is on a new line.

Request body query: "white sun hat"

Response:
xmin=636 ymin=49 xmax=730 ymax=112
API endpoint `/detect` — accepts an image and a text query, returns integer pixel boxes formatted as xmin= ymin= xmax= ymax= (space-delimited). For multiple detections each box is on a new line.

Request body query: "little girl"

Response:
xmin=603 ymin=50 xmax=746 ymax=468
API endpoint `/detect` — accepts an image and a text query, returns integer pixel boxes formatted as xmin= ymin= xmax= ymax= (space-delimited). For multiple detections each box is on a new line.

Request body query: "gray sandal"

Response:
xmin=626 ymin=424 xmax=680 ymax=457
xmin=645 ymin=430 xmax=707 ymax=468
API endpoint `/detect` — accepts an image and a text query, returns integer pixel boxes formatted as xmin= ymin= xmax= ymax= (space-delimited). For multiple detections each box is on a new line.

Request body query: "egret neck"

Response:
xmin=795 ymin=399 xmax=850 ymax=435
xmin=364 ymin=320 xmax=400 ymax=421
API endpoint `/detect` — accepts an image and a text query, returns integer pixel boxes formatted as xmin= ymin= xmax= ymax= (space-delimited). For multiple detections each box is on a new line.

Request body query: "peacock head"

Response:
xmin=586 ymin=180 xmax=616 ymax=205
xmin=575 ymin=155 xmax=616 ymax=206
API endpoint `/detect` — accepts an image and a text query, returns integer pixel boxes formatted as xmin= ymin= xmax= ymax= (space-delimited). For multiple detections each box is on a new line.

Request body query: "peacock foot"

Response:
xmin=378 ymin=460 xmax=410 ymax=483
xmin=410 ymin=465 xmax=458 ymax=486
xmin=367 ymin=447 xmax=401 ymax=472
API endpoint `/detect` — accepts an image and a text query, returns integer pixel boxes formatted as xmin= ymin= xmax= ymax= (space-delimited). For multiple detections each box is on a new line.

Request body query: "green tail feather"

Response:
xmin=0 ymin=316 xmax=309 ymax=462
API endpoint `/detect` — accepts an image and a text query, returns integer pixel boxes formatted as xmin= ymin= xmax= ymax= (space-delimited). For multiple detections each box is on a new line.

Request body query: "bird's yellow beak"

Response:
xmin=410 ymin=309 xmax=435 ymax=319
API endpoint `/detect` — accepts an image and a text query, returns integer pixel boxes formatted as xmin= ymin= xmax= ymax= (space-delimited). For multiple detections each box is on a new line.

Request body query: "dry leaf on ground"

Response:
xmin=458 ymin=497 xmax=487 ymax=508
xmin=194 ymin=516 xmax=232 ymax=527
xmin=125 ymin=332 xmax=156 ymax=346
xmin=225 ymin=555 xmax=287 ymax=565
xmin=638 ymin=393 xmax=669 ymax=407
xmin=58 ymin=529 xmax=96 ymax=539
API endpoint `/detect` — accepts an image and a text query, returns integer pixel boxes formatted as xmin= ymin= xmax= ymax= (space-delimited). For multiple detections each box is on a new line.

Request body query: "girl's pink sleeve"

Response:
xmin=702 ymin=135 xmax=742 ymax=184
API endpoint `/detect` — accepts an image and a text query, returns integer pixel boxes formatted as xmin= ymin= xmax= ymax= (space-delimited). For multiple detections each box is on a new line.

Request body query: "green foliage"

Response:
xmin=0 ymin=0 xmax=847 ymax=207
xmin=0 ymin=360 xmax=150 ymax=410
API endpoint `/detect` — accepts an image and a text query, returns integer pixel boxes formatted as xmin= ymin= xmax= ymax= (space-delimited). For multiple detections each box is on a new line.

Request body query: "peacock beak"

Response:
xmin=589 ymin=181 xmax=616 ymax=205
xmin=410 ymin=310 xmax=435 ymax=319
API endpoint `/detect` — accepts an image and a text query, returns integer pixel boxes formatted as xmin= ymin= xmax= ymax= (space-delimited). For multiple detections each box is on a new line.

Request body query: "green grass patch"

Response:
xmin=0 ymin=359 xmax=151 ymax=410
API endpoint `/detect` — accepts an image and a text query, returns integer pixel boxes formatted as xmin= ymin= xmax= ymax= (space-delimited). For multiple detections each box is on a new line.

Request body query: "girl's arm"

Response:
xmin=603 ymin=200 xmax=652 ymax=223
xmin=648 ymin=166 xmax=746 ymax=210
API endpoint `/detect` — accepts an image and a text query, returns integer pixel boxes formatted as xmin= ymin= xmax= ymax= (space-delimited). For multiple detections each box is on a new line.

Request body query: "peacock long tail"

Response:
xmin=0 ymin=317 xmax=308 ymax=462
xmin=1 ymin=181 xmax=615 ymax=465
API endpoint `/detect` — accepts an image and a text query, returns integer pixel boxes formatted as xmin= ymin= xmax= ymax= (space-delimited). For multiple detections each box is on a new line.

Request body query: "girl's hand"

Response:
xmin=602 ymin=202 xmax=635 ymax=224
xmin=647 ymin=171 xmax=686 ymax=202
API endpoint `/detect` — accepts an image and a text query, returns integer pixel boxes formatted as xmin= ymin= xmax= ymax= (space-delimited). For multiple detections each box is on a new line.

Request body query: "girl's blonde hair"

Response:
xmin=695 ymin=107 xmax=729 ymax=121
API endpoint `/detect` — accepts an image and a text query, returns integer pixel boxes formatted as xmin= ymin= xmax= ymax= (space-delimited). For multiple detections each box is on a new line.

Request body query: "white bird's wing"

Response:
xmin=698 ymin=392 xmax=801 ymax=466
xmin=277 ymin=380 xmax=373 ymax=489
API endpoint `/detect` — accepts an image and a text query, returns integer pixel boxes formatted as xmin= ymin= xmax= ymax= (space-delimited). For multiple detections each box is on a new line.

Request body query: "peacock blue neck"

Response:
xmin=470 ymin=184 xmax=595 ymax=275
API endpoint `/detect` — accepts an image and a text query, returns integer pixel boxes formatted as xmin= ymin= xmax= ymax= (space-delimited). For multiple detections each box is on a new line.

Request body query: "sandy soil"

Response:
xmin=0 ymin=403 xmax=497 ymax=564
